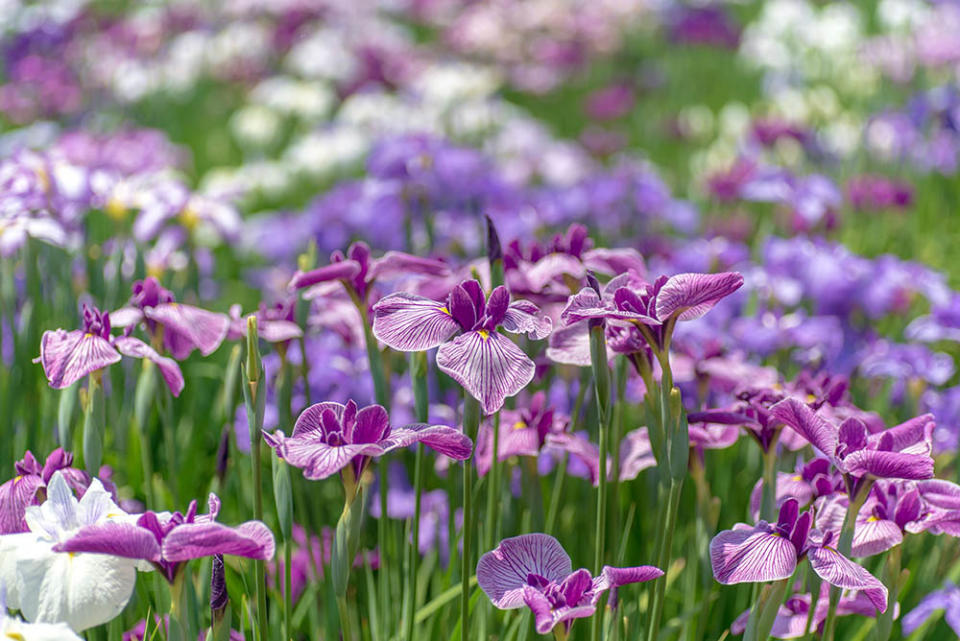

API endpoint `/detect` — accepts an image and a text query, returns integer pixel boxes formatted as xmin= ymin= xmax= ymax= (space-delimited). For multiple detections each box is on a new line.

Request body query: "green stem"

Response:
xmin=743 ymin=578 xmax=791 ymax=641
xmin=589 ymin=324 xmax=611 ymax=641
xmin=82 ymin=370 xmax=105 ymax=476
xmin=822 ymin=481 xmax=873 ymax=641
xmin=461 ymin=393 xmax=481 ymax=641
xmin=760 ymin=442 xmax=780 ymax=523
xmin=404 ymin=351 xmax=430 ymax=641
xmin=484 ymin=412 xmax=502 ymax=551
xmin=872 ymin=544 xmax=901 ymax=641
xmin=645 ymin=479 xmax=683 ymax=641
xmin=337 ymin=596 xmax=355 ymax=641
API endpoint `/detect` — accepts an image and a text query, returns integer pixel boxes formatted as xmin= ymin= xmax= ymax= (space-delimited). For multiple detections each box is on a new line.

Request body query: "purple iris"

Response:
xmin=111 ymin=277 xmax=230 ymax=360
xmin=771 ymin=398 xmax=935 ymax=495
xmin=476 ymin=533 xmax=662 ymax=636
xmin=226 ymin=301 xmax=303 ymax=345
xmin=474 ymin=392 xmax=567 ymax=477
xmin=54 ymin=494 xmax=274 ymax=583
xmin=288 ymin=240 xmax=450 ymax=303
xmin=263 ymin=400 xmax=473 ymax=481
xmin=902 ymin=582 xmax=960 ymax=637
xmin=904 ymin=478 xmax=960 ymax=536
xmin=372 ymin=279 xmax=552 ymax=414
xmin=0 ymin=448 xmax=95 ymax=534
xmin=815 ymin=480 xmax=922 ymax=557
xmin=35 ymin=303 xmax=184 ymax=395
xmin=710 ymin=498 xmax=888 ymax=612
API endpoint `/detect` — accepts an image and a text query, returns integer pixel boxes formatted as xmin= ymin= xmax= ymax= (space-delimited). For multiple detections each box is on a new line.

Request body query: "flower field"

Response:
xmin=2 ymin=1 xmax=960 ymax=640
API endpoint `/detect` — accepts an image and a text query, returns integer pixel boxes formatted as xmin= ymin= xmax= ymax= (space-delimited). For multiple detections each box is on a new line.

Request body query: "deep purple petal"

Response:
xmin=654 ymin=271 xmax=743 ymax=321
xmin=476 ymin=533 xmax=572 ymax=609
xmin=918 ymin=480 xmax=960 ymax=509
xmin=0 ymin=474 xmax=42 ymax=534
xmin=842 ymin=450 xmax=934 ymax=481
xmin=560 ymin=568 xmax=594 ymax=605
xmin=288 ymin=262 xmax=362 ymax=290
xmin=55 ymin=521 xmax=163 ymax=562
xmin=37 ymin=329 xmax=120 ymax=389
xmin=807 ymin=545 xmax=887 ymax=612
xmin=162 ymin=521 xmax=275 ymax=562
xmin=113 ymin=335 xmax=185 ymax=397
xmin=484 ymin=287 xmax=510 ymax=330
xmin=436 ymin=331 xmax=535 ymax=415
xmin=770 ymin=398 xmax=838 ymax=458
xmin=352 ymin=405 xmax=390 ymax=444
xmin=593 ymin=565 xmax=664 ymax=593
xmin=292 ymin=402 xmax=346 ymax=438
xmin=369 ymin=252 xmax=449 ymax=280
xmin=371 ymin=292 xmax=461 ymax=352
xmin=710 ymin=525 xmax=798 ymax=584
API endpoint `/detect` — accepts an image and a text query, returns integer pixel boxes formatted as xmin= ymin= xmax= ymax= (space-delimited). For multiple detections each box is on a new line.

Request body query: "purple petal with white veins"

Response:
xmin=436 ymin=330 xmax=535 ymax=415
xmin=0 ymin=474 xmax=42 ymax=533
xmin=258 ymin=319 xmax=303 ymax=344
xmin=918 ymin=480 xmax=960 ymax=509
xmin=770 ymin=398 xmax=838 ymax=458
xmin=55 ymin=520 xmax=163 ymax=562
xmin=278 ymin=440 xmax=374 ymax=480
xmin=292 ymin=402 xmax=346 ymax=438
xmin=842 ymin=450 xmax=934 ymax=480
xmin=108 ymin=307 xmax=145 ymax=328
xmin=868 ymin=414 xmax=935 ymax=455
xmin=852 ymin=518 xmax=902 ymax=558
xmin=36 ymin=329 xmax=121 ymax=389
xmin=371 ymin=292 xmax=461 ymax=352
xmin=113 ymin=335 xmax=184 ymax=397
xmin=654 ymin=272 xmax=744 ymax=321
xmin=369 ymin=252 xmax=450 ymax=280
xmin=502 ymin=300 xmax=552 ymax=339
xmin=381 ymin=424 xmax=473 ymax=461
xmin=592 ymin=565 xmax=663 ymax=593
xmin=618 ymin=428 xmax=656 ymax=481
xmin=545 ymin=321 xmax=592 ymax=366
xmin=582 ymin=248 xmax=645 ymax=279
xmin=807 ymin=545 xmax=887 ymax=611
xmin=710 ymin=525 xmax=798 ymax=584
xmin=524 ymin=253 xmax=586 ymax=292
xmin=162 ymin=521 xmax=275 ymax=562
xmin=146 ymin=303 xmax=230 ymax=359
xmin=476 ymin=533 xmax=572 ymax=609
xmin=288 ymin=261 xmax=362 ymax=290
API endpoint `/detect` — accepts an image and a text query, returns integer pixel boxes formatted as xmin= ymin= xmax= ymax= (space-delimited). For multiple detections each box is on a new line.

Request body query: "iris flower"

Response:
xmin=710 ymin=498 xmax=888 ymax=612
xmin=372 ymin=279 xmax=552 ymax=414
xmin=0 ymin=472 xmax=142 ymax=632
xmin=0 ymin=448 xmax=97 ymax=534
xmin=54 ymin=493 xmax=274 ymax=584
xmin=264 ymin=400 xmax=473 ymax=481
xmin=36 ymin=303 xmax=184 ymax=395
xmin=902 ymin=582 xmax=960 ymax=637
xmin=477 ymin=533 xmax=662 ymax=637
xmin=111 ymin=277 xmax=230 ymax=361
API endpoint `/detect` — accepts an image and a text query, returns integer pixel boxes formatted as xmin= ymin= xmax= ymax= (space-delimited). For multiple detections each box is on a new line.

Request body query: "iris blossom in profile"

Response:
xmin=710 ymin=498 xmax=888 ymax=612
xmin=477 ymin=533 xmax=662 ymax=637
xmin=111 ymin=277 xmax=230 ymax=360
xmin=36 ymin=303 xmax=184 ymax=395
xmin=372 ymin=280 xmax=552 ymax=414
xmin=264 ymin=400 xmax=473 ymax=481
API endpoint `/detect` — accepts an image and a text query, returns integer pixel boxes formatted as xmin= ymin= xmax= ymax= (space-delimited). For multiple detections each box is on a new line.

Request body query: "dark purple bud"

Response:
xmin=485 ymin=215 xmax=503 ymax=262
xmin=586 ymin=271 xmax=602 ymax=297
xmin=790 ymin=511 xmax=812 ymax=554
xmin=215 ymin=427 xmax=230 ymax=482
xmin=211 ymin=554 xmax=227 ymax=614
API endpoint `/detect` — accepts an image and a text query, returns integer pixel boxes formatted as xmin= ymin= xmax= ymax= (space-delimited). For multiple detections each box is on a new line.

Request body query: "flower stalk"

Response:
xmin=403 ymin=350 xmax=430 ymax=641
xmin=589 ymin=320 xmax=611 ymax=641
xmin=82 ymin=369 xmax=104 ymax=476
xmin=461 ymin=392 xmax=481 ymax=641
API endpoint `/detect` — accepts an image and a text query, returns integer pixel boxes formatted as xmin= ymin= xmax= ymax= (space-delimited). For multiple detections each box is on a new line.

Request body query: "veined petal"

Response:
xmin=710 ymin=526 xmax=798 ymax=584
xmin=842 ymin=450 xmax=934 ymax=481
xmin=288 ymin=261 xmax=362 ymax=290
xmin=476 ymin=533 xmax=572 ymax=609
xmin=918 ymin=479 xmax=960 ymax=509
xmin=502 ymin=300 xmax=552 ymax=340
xmin=867 ymin=414 xmax=935 ymax=454
xmin=770 ymin=398 xmax=838 ymax=458
xmin=16 ymin=544 xmax=138 ymax=632
xmin=807 ymin=545 xmax=887 ymax=612
xmin=436 ymin=331 xmax=535 ymax=415
xmin=852 ymin=518 xmax=902 ymax=558
xmin=278 ymin=440 xmax=372 ymax=480
xmin=654 ymin=272 xmax=744 ymax=321
xmin=113 ymin=335 xmax=184 ymax=397
xmin=381 ymin=424 xmax=473 ymax=461
xmin=619 ymin=428 xmax=656 ymax=481
xmin=37 ymin=329 xmax=120 ymax=389
xmin=592 ymin=565 xmax=663 ymax=594
xmin=369 ymin=252 xmax=450 ymax=280
xmin=582 ymin=248 xmax=646 ymax=279
xmin=545 ymin=321 xmax=592 ymax=367
xmin=522 ymin=585 xmax=562 ymax=635
xmin=292 ymin=402 xmax=346 ymax=439
xmin=146 ymin=303 xmax=230 ymax=359
xmin=0 ymin=474 xmax=42 ymax=534
xmin=371 ymin=292 xmax=461 ymax=352
xmin=524 ymin=253 xmax=586 ymax=292
xmin=162 ymin=521 xmax=275 ymax=562
xmin=54 ymin=521 xmax=162 ymax=562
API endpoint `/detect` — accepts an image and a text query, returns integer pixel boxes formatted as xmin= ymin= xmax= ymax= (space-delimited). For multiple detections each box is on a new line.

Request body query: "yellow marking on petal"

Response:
xmin=6 ymin=632 xmax=26 ymax=640
xmin=867 ymin=515 xmax=879 ymax=522
xmin=179 ymin=205 xmax=199 ymax=231
xmin=477 ymin=329 xmax=490 ymax=340
xmin=12 ymin=475 xmax=22 ymax=485
xmin=440 ymin=306 xmax=451 ymax=316
xmin=84 ymin=333 xmax=94 ymax=339
xmin=147 ymin=264 xmax=165 ymax=280
xmin=513 ymin=421 xmax=527 ymax=431
xmin=791 ymin=475 xmax=802 ymax=481
xmin=105 ymin=198 xmax=127 ymax=221
xmin=806 ymin=394 xmax=816 ymax=403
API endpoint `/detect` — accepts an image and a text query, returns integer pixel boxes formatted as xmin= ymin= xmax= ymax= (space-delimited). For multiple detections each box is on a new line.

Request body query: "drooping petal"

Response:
xmin=545 ymin=321 xmax=592 ymax=367
xmin=371 ymin=292 xmax=461 ymax=352
xmin=146 ymin=303 xmax=230 ymax=359
xmin=113 ymin=335 xmax=184 ymax=397
xmin=501 ymin=300 xmax=552 ymax=339
xmin=381 ymin=424 xmax=473 ymax=461
xmin=582 ymin=248 xmax=646 ymax=279
xmin=902 ymin=586 xmax=960 ymax=635
xmin=852 ymin=518 xmax=903 ymax=558
xmin=161 ymin=521 xmax=275 ymax=562
xmin=351 ymin=405 xmax=390 ymax=444
xmin=592 ymin=565 xmax=664 ymax=594
xmin=546 ymin=432 xmax=600 ymax=485
xmin=36 ymin=329 xmax=120 ymax=389
xmin=524 ymin=253 xmax=586 ymax=292
xmin=841 ymin=450 xmax=934 ymax=481
xmin=0 ymin=474 xmax=43 ymax=534
xmin=654 ymin=272 xmax=744 ymax=321
xmin=16 ymin=542 xmax=139 ymax=632
xmin=257 ymin=319 xmax=303 ymax=344
xmin=807 ymin=545 xmax=888 ymax=612
xmin=369 ymin=252 xmax=450 ymax=280
xmin=288 ymin=261 xmax=362 ymax=291
xmin=476 ymin=533 xmax=572 ymax=609
xmin=867 ymin=414 xmax=935 ymax=454
xmin=276 ymin=440 xmax=374 ymax=480
xmin=618 ymin=428 xmax=656 ymax=481
xmin=521 ymin=585 xmax=562 ymax=635
xmin=918 ymin=480 xmax=960 ymax=509
xmin=710 ymin=525 xmax=798 ymax=584
xmin=436 ymin=331 xmax=535 ymax=415
xmin=770 ymin=398 xmax=838 ymax=458
xmin=54 ymin=521 xmax=162 ymax=562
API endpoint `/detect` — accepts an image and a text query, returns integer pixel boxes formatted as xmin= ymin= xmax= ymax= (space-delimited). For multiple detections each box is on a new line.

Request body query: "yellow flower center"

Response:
xmin=477 ymin=329 xmax=490 ymax=340
xmin=179 ymin=205 xmax=199 ymax=230
xmin=105 ymin=197 xmax=127 ymax=221
xmin=513 ymin=421 xmax=527 ymax=431
xmin=440 ymin=306 xmax=451 ymax=316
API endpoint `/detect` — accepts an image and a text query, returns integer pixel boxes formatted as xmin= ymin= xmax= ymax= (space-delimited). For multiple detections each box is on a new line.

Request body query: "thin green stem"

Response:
xmin=645 ymin=479 xmax=683 ymax=641
xmin=404 ymin=351 xmax=429 ymax=641
xmin=589 ymin=323 xmax=611 ymax=641
xmin=461 ymin=393 xmax=481 ymax=641
xmin=337 ymin=596 xmax=355 ymax=641
xmin=759 ymin=443 xmax=780 ymax=523
xmin=872 ymin=544 xmax=901 ymax=641
xmin=822 ymin=480 xmax=873 ymax=641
